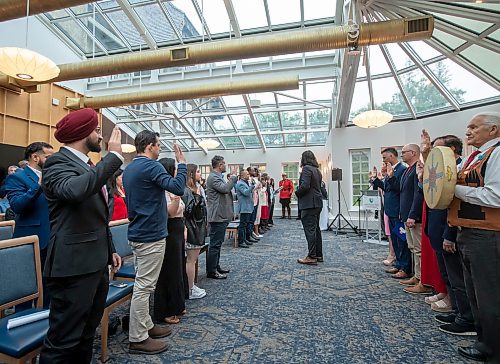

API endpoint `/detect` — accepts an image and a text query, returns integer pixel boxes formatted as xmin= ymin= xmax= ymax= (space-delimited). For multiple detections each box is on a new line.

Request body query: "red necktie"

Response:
xmin=463 ymin=150 xmax=480 ymax=169
xmin=87 ymin=160 xmax=108 ymax=203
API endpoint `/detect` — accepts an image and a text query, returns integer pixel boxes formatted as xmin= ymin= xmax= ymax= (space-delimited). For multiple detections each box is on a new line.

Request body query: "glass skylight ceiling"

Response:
xmin=39 ymin=0 xmax=499 ymax=151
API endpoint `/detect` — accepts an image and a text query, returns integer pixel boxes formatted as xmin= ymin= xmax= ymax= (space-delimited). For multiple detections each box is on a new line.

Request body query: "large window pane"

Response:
xmin=268 ymin=0 xmax=301 ymax=25
xmin=232 ymin=0 xmax=268 ymax=30
xmin=461 ymin=45 xmax=500 ymax=81
xmin=194 ymin=0 xmax=230 ymax=35
xmin=304 ymin=0 xmax=335 ymax=21
xmin=400 ymin=69 xmax=450 ymax=113
xmin=350 ymin=150 xmax=370 ymax=206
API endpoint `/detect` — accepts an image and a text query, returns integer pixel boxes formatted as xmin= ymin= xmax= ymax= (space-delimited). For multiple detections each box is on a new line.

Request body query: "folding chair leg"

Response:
xmin=100 ymin=309 xmax=110 ymax=362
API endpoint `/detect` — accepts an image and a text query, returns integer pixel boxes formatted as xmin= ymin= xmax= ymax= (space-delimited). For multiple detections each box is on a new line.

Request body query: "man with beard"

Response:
xmin=3 ymin=142 xmax=54 ymax=308
xmin=40 ymin=108 xmax=123 ymax=363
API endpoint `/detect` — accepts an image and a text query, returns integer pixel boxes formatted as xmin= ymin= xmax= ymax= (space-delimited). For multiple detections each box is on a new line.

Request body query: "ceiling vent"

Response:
xmin=171 ymin=47 xmax=189 ymax=61
xmin=405 ymin=17 xmax=430 ymax=34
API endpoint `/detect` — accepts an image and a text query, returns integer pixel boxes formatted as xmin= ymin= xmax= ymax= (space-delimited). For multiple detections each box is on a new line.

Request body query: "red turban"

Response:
xmin=54 ymin=108 xmax=98 ymax=143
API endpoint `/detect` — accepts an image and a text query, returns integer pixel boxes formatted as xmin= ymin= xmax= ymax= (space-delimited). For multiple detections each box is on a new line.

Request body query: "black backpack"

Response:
xmin=184 ymin=190 xmax=207 ymax=246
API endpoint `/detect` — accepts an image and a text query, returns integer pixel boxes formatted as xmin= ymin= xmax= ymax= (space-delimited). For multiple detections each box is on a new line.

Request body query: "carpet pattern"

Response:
xmin=94 ymin=219 xmax=474 ymax=363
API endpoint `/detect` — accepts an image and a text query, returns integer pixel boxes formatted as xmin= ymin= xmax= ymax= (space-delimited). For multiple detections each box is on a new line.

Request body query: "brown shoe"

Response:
xmin=391 ymin=271 xmax=409 ymax=279
xmin=399 ymin=276 xmax=419 ymax=286
xmin=403 ymin=283 xmax=433 ymax=295
xmin=297 ymin=256 xmax=318 ymax=265
xmin=385 ymin=267 xmax=399 ymax=274
xmin=129 ymin=337 xmax=169 ymax=355
xmin=148 ymin=325 xmax=172 ymax=339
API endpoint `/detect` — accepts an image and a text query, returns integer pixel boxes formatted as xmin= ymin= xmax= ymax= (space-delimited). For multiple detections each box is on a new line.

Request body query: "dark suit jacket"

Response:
xmin=395 ymin=163 xmax=423 ymax=223
xmin=295 ymin=165 xmax=323 ymax=210
xmin=42 ymin=148 xmax=122 ymax=277
xmin=4 ymin=167 xmax=50 ymax=249
xmin=372 ymin=163 xmax=407 ymax=218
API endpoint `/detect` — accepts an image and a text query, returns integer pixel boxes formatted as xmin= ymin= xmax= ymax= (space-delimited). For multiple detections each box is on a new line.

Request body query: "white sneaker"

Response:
xmin=192 ymin=285 xmax=206 ymax=294
xmin=251 ymin=232 xmax=261 ymax=240
xmin=255 ymin=233 xmax=263 ymax=238
xmin=189 ymin=286 xmax=206 ymax=299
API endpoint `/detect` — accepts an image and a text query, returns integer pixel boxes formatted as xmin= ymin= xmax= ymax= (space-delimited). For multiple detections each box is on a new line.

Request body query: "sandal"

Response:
xmin=383 ymin=255 xmax=396 ymax=266
xmin=431 ymin=299 xmax=453 ymax=313
xmin=424 ymin=293 xmax=446 ymax=305
xmin=164 ymin=316 xmax=180 ymax=324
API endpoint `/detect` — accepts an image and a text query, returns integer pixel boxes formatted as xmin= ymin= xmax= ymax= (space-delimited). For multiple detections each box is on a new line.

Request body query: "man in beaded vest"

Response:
xmin=448 ymin=112 xmax=500 ymax=363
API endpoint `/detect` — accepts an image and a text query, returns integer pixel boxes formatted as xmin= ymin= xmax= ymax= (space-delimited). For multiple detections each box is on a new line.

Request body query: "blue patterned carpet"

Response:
xmin=95 ymin=219 xmax=475 ymax=363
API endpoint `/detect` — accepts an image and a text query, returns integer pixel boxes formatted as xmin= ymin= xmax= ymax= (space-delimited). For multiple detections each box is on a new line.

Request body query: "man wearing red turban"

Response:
xmin=40 ymin=108 xmax=124 ymax=363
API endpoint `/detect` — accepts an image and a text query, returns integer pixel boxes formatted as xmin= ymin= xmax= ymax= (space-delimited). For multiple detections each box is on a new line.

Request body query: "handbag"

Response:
xmin=184 ymin=190 xmax=207 ymax=246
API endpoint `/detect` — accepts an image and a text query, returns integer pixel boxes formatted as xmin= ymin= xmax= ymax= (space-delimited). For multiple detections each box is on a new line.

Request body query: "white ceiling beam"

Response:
xmin=116 ymin=0 xmax=157 ymax=50
xmin=243 ymin=95 xmax=267 ymax=152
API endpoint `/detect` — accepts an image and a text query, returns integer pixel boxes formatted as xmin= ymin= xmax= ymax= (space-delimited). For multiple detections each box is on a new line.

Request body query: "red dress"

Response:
xmin=420 ymin=203 xmax=446 ymax=293
xmin=111 ymin=193 xmax=128 ymax=221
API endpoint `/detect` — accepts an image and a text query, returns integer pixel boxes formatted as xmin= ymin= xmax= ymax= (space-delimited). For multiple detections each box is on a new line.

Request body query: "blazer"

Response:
xmin=42 ymin=148 xmax=122 ymax=277
xmin=206 ymin=171 xmax=237 ymax=223
xmin=295 ymin=165 xmax=323 ymax=210
xmin=372 ymin=162 xmax=407 ymax=218
xmin=235 ymin=179 xmax=255 ymax=214
xmin=395 ymin=163 xmax=423 ymax=223
xmin=4 ymin=167 xmax=50 ymax=249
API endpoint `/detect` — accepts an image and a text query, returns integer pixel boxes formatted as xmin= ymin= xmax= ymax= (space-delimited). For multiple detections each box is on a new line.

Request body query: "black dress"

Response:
xmin=154 ymin=217 xmax=186 ymax=321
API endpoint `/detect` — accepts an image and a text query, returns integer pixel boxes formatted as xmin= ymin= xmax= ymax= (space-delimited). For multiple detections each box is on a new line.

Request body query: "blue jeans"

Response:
xmin=207 ymin=222 xmax=229 ymax=273
xmin=238 ymin=213 xmax=251 ymax=244
xmin=388 ymin=216 xmax=411 ymax=274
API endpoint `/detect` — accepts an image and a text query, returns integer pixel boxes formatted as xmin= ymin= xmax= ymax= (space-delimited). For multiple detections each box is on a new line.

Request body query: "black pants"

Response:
xmin=280 ymin=198 xmax=291 ymax=217
xmin=39 ymin=268 xmax=109 ymax=364
xmin=301 ymin=207 xmax=323 ymax=259
xmin=442 ymin=249 xmax=473 ymax=327
xmin=238 ymin=213 xmax=251 ymax=244
xmin=457 ymin=228 xmax=500 ymax=361
xmin=207 ymin=222 xmax=229 ymax=273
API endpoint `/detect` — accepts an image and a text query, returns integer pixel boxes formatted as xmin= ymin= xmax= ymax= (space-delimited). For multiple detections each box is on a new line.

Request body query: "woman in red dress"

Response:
xmin=110 ymin=169 xmax=127 ymax=221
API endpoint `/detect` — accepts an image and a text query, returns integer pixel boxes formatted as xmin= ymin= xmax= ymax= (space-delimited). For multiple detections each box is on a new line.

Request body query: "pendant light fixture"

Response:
xmin=352 ymin=110 xmax=393 ymax=128
xmin=0 ymin=0 xmax=60 ymax=82
xmin=198 ymin=139 xmax=220 ymax=150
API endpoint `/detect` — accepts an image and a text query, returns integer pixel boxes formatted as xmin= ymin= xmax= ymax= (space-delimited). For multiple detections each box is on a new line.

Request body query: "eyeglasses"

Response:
xmin=401 ymin=150 xmax=413 ymax=154
xmin=95 ymin=127 xmax=102 ymax=134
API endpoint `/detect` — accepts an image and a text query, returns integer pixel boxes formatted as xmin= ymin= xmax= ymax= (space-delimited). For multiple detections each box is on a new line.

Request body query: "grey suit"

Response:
xmin=206 ymin=171 xmax=237 ymax=273
xmin=40 ymin=147 xmax=122 ymax=363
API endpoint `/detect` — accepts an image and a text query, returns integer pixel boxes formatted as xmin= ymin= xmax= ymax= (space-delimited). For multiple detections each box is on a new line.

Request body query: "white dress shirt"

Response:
xmin=455 ymin=137 xmax=500 ymax=208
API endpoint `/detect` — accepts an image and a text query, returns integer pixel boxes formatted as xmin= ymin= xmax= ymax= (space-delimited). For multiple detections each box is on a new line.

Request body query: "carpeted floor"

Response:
xmin=95 ymin=218 xmax=475 ymax=363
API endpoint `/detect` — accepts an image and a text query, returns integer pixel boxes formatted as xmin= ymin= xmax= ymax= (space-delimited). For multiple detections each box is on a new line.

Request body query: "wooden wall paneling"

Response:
xmin=4 ymin=115 xmax=28 ymax=147
xmin=29 ymin=84 xmax=51 ymax=125
xmin=51 ymin=86 xmax=71 ymax=123
xmin=5 ymin=90 xmax=29 ymax=120
xmin=0 ymin=89 xmax=5 ymax=143
xmin=30 ymin=122 xmax=50 ymax=144
xmin=0 ymin=89 xmax=5 ymax=114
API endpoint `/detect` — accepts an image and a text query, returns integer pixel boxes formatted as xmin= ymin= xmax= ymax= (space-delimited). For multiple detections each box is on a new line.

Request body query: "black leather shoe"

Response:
xmin=247 ymin=237 xmax=258 ymax=243
xmin=238 ymin=242 xmax=250 ymax=248
xmin=435 ymin=313 xmax=456 ymax=324
xmin=457 ymin=347 xmax=488 ymax=362
xmin=207 ymin=272 xmax=227 ymax=279
xmin=217 ymin=267 xmax=230 ymax=274
xmin=244 ymin=240 xmax=253 ymax=245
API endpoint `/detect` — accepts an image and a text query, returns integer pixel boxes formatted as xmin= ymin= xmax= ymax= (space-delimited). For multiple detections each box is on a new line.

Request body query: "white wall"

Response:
xmin=0 ymin=17 xmax=86 ymax=93
xmin=327 ymin=104 xmax=500 ymax=220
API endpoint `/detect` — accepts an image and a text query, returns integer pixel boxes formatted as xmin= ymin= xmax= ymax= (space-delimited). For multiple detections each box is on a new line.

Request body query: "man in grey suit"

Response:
xmin=40 ymin=108 xmax=123 ymax=363
xmin=206 ymin=155 xmax=237 ymax=279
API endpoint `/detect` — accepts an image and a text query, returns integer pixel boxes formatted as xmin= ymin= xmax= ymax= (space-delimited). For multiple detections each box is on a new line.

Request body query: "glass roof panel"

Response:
xmin=232 ymin=114 xmax=253 ymax=130
xmin=432 ymin=29 xmax=466 ymax=50
xmin=400 ymin=68 xmax=450 ymax=113
xmin=222 ymin=95 xmax=245 ymax=108
xmin=256 ymin=112 xmax=280 ymax=130
xmin=367 ymin=45 xmax=390 ymax=75
xmin=46 ymin=9 xmax=70 ymax=20
xmin=307 ymin=109 xmax=329 ymax=126
xmin=97 ymin=0 xmax=119 ymax=10
xmin=461 ymin=45 xmax=500 ymax=81
xmin=384 ymin=44 xmax=414 ymax=69
xmin=281 ymin=111 xmax=304 ymax=128
xmin=134 ymin=4 xmax=178 ymax=43
xmin=71 ymin=4 xmax=95 ymax=15
xmin=285 ymin=133 xmax=305 ymax=145
xmin=106 ymin=10 xmax=144 ymax=46
xmin=220 ymin=136 xmax=243 ymax=148
xmin=267 ymin=0 xmax=301 ymax=26
xmin=304 ymin=0 xmax=336 ymax=21
xmin=487 ymin=29 xmax=500 ymax=42
xmin=407 ymin=41 xmax=442 ymax=61
xmin=372 ymin=76 xmax=410 ymax=117
xmin=276 ymin=84 xmax=304 ymax=104
xmin=78 ymin=14 xmax=127 ymax=51
xmin=250 ymin=92 xmax=277 ymax=106
xmin=232 ymin=0 xmax=268 ymax=30
xmin=428 ymin=59 xmax=500 ymax=104
xmin=193 ymin=0 xmax=231 ymax=35
xmin=53 ymin=19 xmax=101 ymax=53
xmin=164 ymin=1 xmax=201 ymax=39
xmin=211 ymin=116 xmax=234 ymax=131
xmin=167 ymin=0 xmax=203 ymax=37
xmin=429 ymin=12 xmax=493 ymax=33
xmin=455 ymin=3 xmax=500 ymax=11
xmin=350 ymin=81 xmax=370 ymax=119
xmin=308 ymin=131 xmax=328 ymax=144
xmin=242 ymin=135 xmax=261 ymax=147
xmin=306 ymin=81 xmax=334 ymax=101
xmin=264 ymin=134 xmax=284 ymax=147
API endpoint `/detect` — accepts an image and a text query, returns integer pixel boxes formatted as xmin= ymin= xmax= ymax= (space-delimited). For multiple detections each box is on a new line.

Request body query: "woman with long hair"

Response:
xmin=154 ymin=158 xmax=187 ymax=325
xmin=182 ymin=164 xmax=207 ymax=299
xmin=109 ymin=169 xmax=127 ymax=221
xmin=295 ymin=150 xmax=324 ymax=265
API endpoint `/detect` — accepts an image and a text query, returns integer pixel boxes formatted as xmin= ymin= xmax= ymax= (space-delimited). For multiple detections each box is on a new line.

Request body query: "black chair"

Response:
xmin=0 ymin=235 xmax=47 ymax=364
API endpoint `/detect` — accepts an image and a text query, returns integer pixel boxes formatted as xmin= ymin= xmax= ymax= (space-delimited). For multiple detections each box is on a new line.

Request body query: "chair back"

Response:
xmin=0 ymin=220 xmax=15 ymax=241
xmin=109 ymin=219 xmax=132 ymax=257
xmin=0 ymin=235 xmax=42 ymax=312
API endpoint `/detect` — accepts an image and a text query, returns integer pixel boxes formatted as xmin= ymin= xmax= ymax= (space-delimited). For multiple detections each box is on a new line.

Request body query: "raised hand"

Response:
xmin=369 ymin=166 xmax=378 ymax=179
xmin=386 ymin=162 xmax=394 ymax=177
xmin=416 ymin=160 xmax=424 ymax=182
xmin=108 ymin=126 xmax=122 ymax=154
xmin=421 ymin=129 xmax=432 ymax=161
xmin=173 ymin=143 xmax=186 ymax=164
xmin=381 ymin=163 xmax=387 ymax=177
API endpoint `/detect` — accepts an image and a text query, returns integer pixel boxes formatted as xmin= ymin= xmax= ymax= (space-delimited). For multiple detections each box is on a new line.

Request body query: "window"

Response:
xmin=228 ymin=164 xmax=244 ymax=175
xmin=199 ymin=165 xmax=211 ymax=180
xmin=282 ymin=162 xmax=299 ymax=201
xmin=250 ymin=163 xmax=267 ymax=173
xmin=350 ymin=150 xmax=371 ymax=206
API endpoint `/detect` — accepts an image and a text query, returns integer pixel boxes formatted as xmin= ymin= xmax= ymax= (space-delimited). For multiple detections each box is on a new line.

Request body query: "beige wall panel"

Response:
xmin=4 ymin=115 xmax=28 ymax=147
xmin=51 ymin=86 xmax=71 ymax=123
xmin=30 ymin=85 xmax=51 ymax=125
xmin=30 ymin=122 xmax=50 ymax=143
xmin=0 ymin=88 xmax=5 ymax=114
xmin=49 ymin=127 xmax=64 ymax=150
xmin=5 ymin=90 xmax=29 ymax=120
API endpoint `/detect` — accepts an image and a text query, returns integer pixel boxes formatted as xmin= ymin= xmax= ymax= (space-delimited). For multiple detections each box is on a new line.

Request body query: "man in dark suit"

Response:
xmin=39 ymin=108 xmax=123 ymax=364
xmin=4 ymin=141 xmax=54 ymax=308
xmin=296 ymin=150 xmax=323 ymax=265
xmin=371 ymin=148 xmax=411 ymax=279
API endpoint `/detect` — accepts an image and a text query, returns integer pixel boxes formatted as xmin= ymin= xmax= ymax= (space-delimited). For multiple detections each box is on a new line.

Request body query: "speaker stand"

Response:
xmin=327 ymin=180 xmax=358 ymax=234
